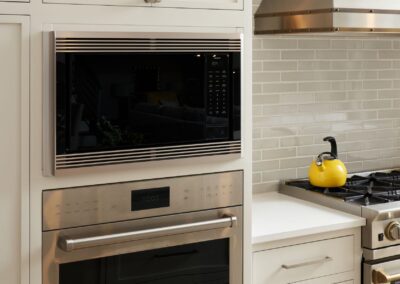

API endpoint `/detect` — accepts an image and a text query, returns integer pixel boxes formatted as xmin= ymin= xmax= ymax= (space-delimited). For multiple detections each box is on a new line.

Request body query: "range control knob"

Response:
xmin=385 ymin=221 xmax=400 ymax=241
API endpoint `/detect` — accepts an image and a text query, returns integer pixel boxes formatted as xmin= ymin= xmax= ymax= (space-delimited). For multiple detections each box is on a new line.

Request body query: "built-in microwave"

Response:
xmin=43 ymin=31 xmax=242 ymax=175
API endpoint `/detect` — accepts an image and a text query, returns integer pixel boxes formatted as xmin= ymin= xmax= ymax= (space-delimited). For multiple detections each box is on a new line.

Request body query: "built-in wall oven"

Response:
xmin=43 ymin=31 xmax=242 ymax=175
xmin=42 ymin=171 xmax=243 ymax=284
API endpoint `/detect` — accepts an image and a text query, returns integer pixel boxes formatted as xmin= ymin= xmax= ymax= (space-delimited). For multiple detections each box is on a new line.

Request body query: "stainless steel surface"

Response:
xmin=42 ymin=171 xmax=243 ymax=284
xmin=254 ymin=0 xmax=400 ymax=34
xmin=42 ymin=31 xmax=56 ymax=177
xmin=59 ymin=215 xmax=237 ymax=251
xmin=281 ymin=256 xmax=332 ymax=269
xmin=43 ymin=170 xmax=243 ymax=231
xmin=144 ymin=0 xmax=161 ymax=3
xmin=55 ymin=141 xmax=242 ymax=170
xmin=364 ymin=258 xmax=400 ymax=284
xmin=55 ymin=31 xmax=241 ymax=52
xmin=364 ymin=246 xmax=400 ymax=261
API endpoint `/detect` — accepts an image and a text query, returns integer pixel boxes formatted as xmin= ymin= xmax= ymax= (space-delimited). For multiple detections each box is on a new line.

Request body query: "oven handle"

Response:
xmin=372 ymin=268 xmax=400 ymax=283
xmin=58 ymin=215 xmax=237 ymax=252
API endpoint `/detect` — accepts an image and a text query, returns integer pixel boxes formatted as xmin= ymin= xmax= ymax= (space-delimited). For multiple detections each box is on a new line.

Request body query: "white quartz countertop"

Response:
xmin=252 ymin=192 xmax=366 ymax=245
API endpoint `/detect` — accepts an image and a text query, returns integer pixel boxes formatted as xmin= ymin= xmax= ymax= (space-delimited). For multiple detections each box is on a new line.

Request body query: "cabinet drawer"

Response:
xmin=253 ymin=236 xmax=354 ymax=284
xmin=295 ymin=278 xmax=353 ymax=284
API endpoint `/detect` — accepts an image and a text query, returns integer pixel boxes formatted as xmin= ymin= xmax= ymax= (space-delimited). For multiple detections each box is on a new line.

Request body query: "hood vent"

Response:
xmin=255 ymin=0 xmax=400 ymax=35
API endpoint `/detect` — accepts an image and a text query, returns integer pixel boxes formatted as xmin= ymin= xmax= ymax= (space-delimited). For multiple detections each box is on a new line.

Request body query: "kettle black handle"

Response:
xmin=316 ymin=151 xmax=336 ymax=165
xmin=323 ymin=136 xmax=338 ymax=158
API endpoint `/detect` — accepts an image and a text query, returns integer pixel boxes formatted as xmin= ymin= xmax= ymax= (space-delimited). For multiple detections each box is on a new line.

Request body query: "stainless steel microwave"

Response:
xmin=43 ymin=31 xmax=242 ymax=175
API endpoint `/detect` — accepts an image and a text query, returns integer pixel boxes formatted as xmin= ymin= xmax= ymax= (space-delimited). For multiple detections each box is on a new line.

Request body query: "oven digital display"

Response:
xmin=131 ymin=187 xmax=170 ymax=211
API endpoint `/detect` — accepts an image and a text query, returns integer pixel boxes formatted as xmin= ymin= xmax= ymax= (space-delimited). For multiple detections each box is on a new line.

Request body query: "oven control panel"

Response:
xmin=42 ymin=171 xmax=243 ymax=231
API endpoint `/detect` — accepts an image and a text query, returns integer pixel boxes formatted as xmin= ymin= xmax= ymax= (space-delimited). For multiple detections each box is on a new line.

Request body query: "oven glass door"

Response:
xmin=59 ymin=239 xmax=229 ymax=284
xmin=56 ymin=52 xmax=241 ymax=155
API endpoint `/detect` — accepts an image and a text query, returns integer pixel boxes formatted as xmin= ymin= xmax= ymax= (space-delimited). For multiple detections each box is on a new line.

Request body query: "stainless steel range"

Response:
xmin=281 ymin=170 xmax=400 ymax=284
xmin=42 ymin=171 xmax=243 ymax=284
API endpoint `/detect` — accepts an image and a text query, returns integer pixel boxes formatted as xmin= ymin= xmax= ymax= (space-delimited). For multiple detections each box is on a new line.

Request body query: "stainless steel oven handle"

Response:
xmin=58 ymin=215 xmax=237 ymax=252
xmin=372 ymin=268 xmax=400 ymax=283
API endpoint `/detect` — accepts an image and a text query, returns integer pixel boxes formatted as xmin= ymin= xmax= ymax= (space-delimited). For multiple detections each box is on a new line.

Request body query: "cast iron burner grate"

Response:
xmin=286 ymin=171 xmax=400 ymax=206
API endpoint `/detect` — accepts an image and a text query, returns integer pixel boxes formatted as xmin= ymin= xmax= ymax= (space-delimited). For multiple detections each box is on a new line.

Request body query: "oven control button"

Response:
xmin=385 ymin=221 xmax=400 ymax=241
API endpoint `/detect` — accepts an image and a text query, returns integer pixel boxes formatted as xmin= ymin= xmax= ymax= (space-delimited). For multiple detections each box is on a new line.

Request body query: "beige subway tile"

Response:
xmin=252 ymin=173 xmax=262 ymax=184
xmin=253 ymin=105 xmax=263 ymax=116
xmin=280 ymin=93 xmax=315 ymax=104
xmin=347 ymin=90 xmax=378 ymax=100
xmin=262 ymin=168 xmax=297 ymax=182
xmin=299 ymin=81 xmax=332 ymax=92
xmin=315 ymin=91 xmax=346 ymax=102
xmin=314 ymin=112 xmax=347 ymax=122
xmin=364 ymin=139 xmax=394 ymax=150
xmin=298 ymin=144 xmax=330 ymax=156
xmin=363 ymin=100 xmax=392 ymax=109
xmin=253 ymin=182 xmax=280 ymax=193
xmin=253 ymin=83 xmax=262 ymax=94
xmin=298 ymin=61 xmax=331 ymax=70
xmin=262 ymin=82 xmax=298 ymax=93
xmin=253 ymin=150 xmax=262 ymax=161
xmin=347 ymin=111 xmax=378 ymax=120
xmin=363 ymin=61 xmax=392 ymax=70
xmin=253 ymin=38 xmax=262 ymax=50
xmin=253 ymin=61 xmax=262 ymax=72
xmin=280 ymin=136 xmax=314 ymax=147
xmin=332 ymin=101 xmax=363 ymax=111
xmin=361 ymin=120 xmax=394 ymax=130
xmin=379 ymin=89 xmax=400 ymax=99
xmin=298 ymin=39 xmax=331 ymax=49
xmin=262 ymin=38 xmax=298 ymax=49
xmin=253 ymin=72 xmax=281 ymax=83
xmin=393 ymin=80 xmax=400 ymax=89
xmin=263 ymin=61 xmax=297 ymax=71
xmin=262 ymin=147 xmax=296 ymax=160
xmin=347 ymin=149 xmax=381 ymax=162
xmin=363 ymin=159 xmax=398 ymax=172
xmin=253 ymin=138 xmax=280 ymax=150
xmin=253 ymin=160 xmax=279 ymax=171
xmin=394 ymin=100 xmax=400 ymax=107
xmin=298 ymin=123 xmax=332 ymax=135
xmin=331 ymin=39 xmax=363 ymax=49
xmin=253 ymin=95 xmax=280 ymax=105
xmin=316 ymin=50 xmax=347 ymax=60
xmin=379 ymin=70 xmax=400 ymax=79
xmin=331 ymin=60 xmax=363 ymax=70
xmin=348 ymin=70 xmax=377 ymax=80
xmin=363 ymin=80 xmax=392 ymax=90
xmin=298 ymin=103 xmax=332 ymax=112
xmin=282 ymin=71 xmax=346 ymax=82
xmin=379 ymin=50 xmax=400 ymax=59
xmin=332 ymin=81 xmax=363 ymax=91
xmin=280 ymin=157 xmax=313 ymax=169
xmin=331 ymin=122 xmax=365 ymax=132
xmin=363 ymin=40 xmax=392 ymax=49
xmin=346 ymin=162 xmax=364 ymax=173
xmin=348 ymin=50 xmax=378 ymax=60
xmin=379 ymin=109 xmax=400 ymax=119
xmin=265 ymin=113 xmax=315 ymax=126
xmin=253 ymin=50 xmax=281 ymax=60
xmin=263 ymin=104 xmax=298 ymax=115
xmin=253 ymin=128 xmax=262 ymax=139
xmin=282 ymin=50 xmax=315 ymax=60
xmin=297 ymin=167 xmax=310 ymax=179
xmin=262 ymin=127 xmax=297 ymax=138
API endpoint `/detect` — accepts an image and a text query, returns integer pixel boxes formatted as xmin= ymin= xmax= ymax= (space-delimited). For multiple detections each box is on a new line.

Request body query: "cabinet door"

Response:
xmin=0 ymin=15 xmax=29 ymax=284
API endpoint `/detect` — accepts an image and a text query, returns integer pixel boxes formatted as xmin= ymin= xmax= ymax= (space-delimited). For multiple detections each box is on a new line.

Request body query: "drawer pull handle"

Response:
xmin=281 ymin=256 xmax=332 ymax=269
xmin=372 ymin=269 xmax=400 ymax=283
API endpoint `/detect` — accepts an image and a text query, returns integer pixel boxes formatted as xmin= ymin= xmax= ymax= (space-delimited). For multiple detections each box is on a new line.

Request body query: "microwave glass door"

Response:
xmin=59 ymin=239 xmax=229 ymax=284
xmin=56 ymin=52 xmax=240 ymax=155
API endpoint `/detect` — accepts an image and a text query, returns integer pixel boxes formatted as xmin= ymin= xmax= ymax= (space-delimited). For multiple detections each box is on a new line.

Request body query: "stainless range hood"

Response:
xmin=255 ymin=0 xmax=400 ymax=35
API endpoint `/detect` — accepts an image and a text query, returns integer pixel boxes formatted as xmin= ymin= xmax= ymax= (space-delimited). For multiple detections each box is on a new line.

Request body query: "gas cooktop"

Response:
xmin=286 ymin=171 xmax=400 ymax=206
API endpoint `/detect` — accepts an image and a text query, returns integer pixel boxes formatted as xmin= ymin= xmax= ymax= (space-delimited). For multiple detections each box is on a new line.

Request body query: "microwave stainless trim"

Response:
xmin=43 ymin=31 xmax=242 ymax=176
xmin=42 ymin=171 xmax=243 ymax=284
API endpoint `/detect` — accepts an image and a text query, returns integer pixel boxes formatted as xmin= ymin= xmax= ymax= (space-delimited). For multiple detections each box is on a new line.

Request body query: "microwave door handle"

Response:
xmin=58 ymin=215 xmax=237 ymax=252
xmin=372 ymin=268 xmax=400 ymax=283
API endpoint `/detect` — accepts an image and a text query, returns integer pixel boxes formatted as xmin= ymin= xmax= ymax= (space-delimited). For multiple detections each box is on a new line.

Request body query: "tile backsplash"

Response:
xmin=253 ymin=3 xmax=400 ymax=193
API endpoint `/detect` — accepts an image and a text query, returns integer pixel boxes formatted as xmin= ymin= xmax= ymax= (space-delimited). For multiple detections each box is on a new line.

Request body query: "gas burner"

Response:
xmin=286 ymin=171 xmax=400 ymax=206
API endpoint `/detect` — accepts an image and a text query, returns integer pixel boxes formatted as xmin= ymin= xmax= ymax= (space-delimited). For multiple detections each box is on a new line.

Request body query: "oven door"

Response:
xmin=365 ymin=258 xmax=400 ymax=284
xmin=43 ymin=206 xmax=242 ymax=284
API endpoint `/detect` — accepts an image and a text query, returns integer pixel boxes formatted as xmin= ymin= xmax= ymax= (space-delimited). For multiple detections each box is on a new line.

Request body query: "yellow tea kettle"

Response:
xmin=308 ymin=136 xmax=348 ymax=188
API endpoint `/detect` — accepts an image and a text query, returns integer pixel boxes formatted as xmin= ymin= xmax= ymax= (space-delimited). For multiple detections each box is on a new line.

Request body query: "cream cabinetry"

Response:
xmin=0 ymin=15 xmax=29 ymax=284
xmin=252 ymin=229 xmax=362 ymax=284
xmin=43 ymin=0 xmax=243 ymax=10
